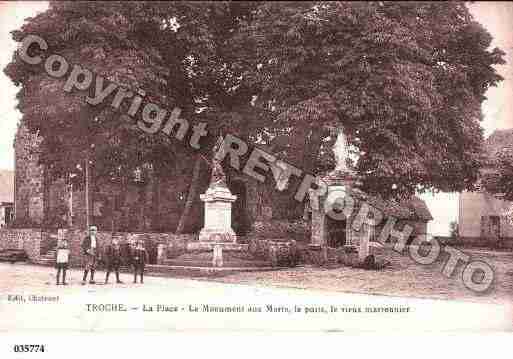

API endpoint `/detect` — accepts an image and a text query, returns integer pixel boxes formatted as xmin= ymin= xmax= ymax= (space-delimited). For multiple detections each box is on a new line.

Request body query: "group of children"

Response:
xmin=55 ymin=232 xmax=149 ymax=286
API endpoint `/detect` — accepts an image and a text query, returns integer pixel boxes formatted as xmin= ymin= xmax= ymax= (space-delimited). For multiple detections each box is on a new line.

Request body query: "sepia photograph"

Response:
xmin=0 ymin=1 xmax=512 ymax=351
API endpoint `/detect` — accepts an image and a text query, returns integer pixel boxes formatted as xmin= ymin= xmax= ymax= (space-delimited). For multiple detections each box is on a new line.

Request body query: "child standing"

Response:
xmin=55 ymin=238 xmax=70 ymax=285
xmin=104 ymin=238 xmax=124 ymax=284
xmin=131 ymin=239 xmax=148 ymax=284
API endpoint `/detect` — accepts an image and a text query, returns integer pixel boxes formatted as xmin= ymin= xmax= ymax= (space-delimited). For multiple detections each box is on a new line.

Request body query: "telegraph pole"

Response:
xmin=68 ymin=179 xmax=73 ymax=227
xmin=85 ymin=155 xmax=90 ymax=229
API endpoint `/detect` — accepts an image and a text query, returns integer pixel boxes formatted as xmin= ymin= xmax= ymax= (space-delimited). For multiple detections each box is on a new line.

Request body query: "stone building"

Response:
xmin=13 ymin=124 xmax=44 ymax=226
xmin=459 ymin=129 xmax=513 ymax=244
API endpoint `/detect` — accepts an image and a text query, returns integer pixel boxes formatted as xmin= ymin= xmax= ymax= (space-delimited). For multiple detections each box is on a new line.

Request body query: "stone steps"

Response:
xmin=38 ymin=247 xmax=56 ymax=266
xmin=35 ymin=257 xmax=54 ymax=266
xmin=165 ymin=249 xmax=272 ymax=268
xmin=42 ymin=250 xmax=56 ymax=258
xmin=145 ymin=264 xmax=287 ymax=277
xmin=163 ymin=258 xmax=272 ymax=268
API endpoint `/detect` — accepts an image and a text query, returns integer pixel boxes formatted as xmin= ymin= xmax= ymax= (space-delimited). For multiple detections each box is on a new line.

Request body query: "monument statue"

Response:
xmin=270 ymin=159 xmax=290 ymax=191
xmin=210 ymin=136 xmax=228 ymax=188
xmin=210 ymin=157 xmax=228 ymax=188
xmin=325 ymin=125 xmax=355 ymax=180
xmin=333 ymin=126 xmax=350 ymax=173
xmin=199 ymin=135 xmax=237 ymax=243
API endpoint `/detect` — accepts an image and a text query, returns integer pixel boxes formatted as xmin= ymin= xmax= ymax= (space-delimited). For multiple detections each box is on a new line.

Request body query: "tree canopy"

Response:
xmin=482 ymin=149 xmax=513 ymax=201
xmin=231 ymin=1 xmax=505 ymax=198
xmin=5 ymin=1 xmax=506 ymax=201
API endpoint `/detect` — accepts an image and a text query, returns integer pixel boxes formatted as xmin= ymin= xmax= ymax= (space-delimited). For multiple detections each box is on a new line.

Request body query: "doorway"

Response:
xmin=490 ymin=215 xmax=500 ymax=239
xmin=326 ymin=215 xmax=346 ymax=248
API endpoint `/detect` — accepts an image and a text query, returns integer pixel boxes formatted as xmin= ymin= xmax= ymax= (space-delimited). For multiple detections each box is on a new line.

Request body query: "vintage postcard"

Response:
xmin=0 ymin=1 xmax=512 ymax=347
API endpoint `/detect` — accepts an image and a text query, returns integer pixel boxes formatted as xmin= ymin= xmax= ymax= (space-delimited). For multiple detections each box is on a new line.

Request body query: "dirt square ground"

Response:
xmin=204 ymin=247 xmax=513 ymax=305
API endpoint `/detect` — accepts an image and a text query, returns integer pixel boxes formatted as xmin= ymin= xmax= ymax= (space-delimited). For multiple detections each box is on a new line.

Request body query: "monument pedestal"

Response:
xmin=212 ymin=245 xmax=223 ymax=267
xmin=199 ymin=186 xmax=237 ymax=243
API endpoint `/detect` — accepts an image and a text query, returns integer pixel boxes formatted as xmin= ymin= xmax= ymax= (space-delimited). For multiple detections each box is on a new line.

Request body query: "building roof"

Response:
xmin=351 ymin=189 xmax=433 ymax=221
xmin=401 ymin=196 xmax=433 ymax=221
xmin=0 ymin=170 xmax=14 ymax=203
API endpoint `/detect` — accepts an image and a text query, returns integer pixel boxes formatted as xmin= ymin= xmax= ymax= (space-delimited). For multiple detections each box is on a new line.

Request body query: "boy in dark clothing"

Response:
xmin=131 ymin=239 xmax=148 ymax=284
xmin=81 ymin=225 xmax=101 ymax=285
xmin=55 ymin=238 xmax=70 ymax=285
xmin=104 ymin=238 xmax=124 ymax=284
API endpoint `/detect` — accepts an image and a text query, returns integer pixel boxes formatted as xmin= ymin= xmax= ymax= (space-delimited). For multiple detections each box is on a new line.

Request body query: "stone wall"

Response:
xmin=0 ymin=228 xmax=41 ymax=262
xmin=247 ymin=237 xmax=299 ymax=267
xmin=444 ymin=236 xmax=513 ymax=250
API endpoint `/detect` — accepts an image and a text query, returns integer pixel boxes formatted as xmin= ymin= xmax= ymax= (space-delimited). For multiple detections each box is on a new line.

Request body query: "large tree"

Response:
xmin=5 ymin=2 xmax=183 ymax=182
xmin=482 ymin=149 xmax=513 ymax=201
xmin=5 ymin=1 xmax=506 ymax=229
xmin=481 ymin=130 xmax=513 ymax=202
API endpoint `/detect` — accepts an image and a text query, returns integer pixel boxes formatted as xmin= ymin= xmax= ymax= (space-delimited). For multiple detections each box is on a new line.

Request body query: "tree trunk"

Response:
xmin=138 ymin=184 xmax=146 ymax=232
xmin=90 ymin=162 xmax=101 ymax=229
xmin=118 ymin=175 xmax=129 ymax=232
xmin=85 ymin=158 xmax=90 ymax=229
xmin=176 ymin=155 xmax=202 ymax=234
xmin=302 ymin=127 xmax=324 ymax=174
xmin=291 ymin=127 xmax=324 ymax=219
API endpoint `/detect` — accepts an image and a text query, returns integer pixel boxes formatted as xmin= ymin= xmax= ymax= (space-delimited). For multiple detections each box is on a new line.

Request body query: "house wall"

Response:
xmin=63 ymin=175 xmax=202 ymax=233
xmin=459 ymin=191 xmax=513 ymax=239
xmin=459 ymin=192 xmax=485 ymax=238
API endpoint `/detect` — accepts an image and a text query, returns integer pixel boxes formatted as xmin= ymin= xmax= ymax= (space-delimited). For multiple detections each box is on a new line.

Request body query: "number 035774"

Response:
xmin=13 ymin=345 xmax=46 ymax=353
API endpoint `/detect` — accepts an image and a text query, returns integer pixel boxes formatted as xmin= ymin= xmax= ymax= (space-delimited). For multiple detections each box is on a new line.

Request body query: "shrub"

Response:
xmin=249 ymin=220 xmax=310 ymax=241
xmin=449 ymin=221 xmax=459 ymax=239
xmin=248 ymin=237 xmax=299 ymax=267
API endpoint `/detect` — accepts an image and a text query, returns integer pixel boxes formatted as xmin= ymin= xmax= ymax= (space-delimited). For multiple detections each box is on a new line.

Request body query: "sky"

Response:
xmin=0 ymin=1 xmax=48 ymax=169
xmin=0 ymin=1 xmax=512 ymax=235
